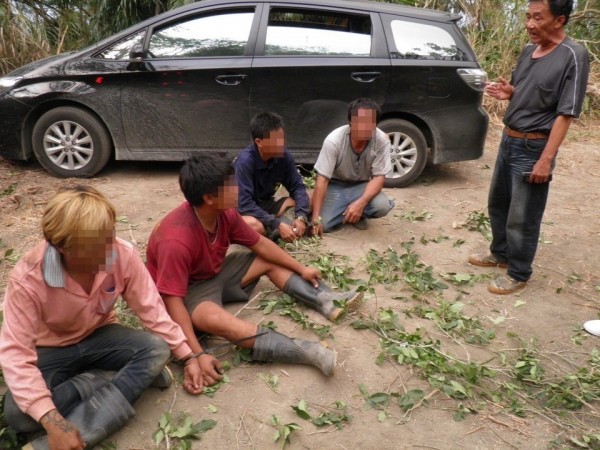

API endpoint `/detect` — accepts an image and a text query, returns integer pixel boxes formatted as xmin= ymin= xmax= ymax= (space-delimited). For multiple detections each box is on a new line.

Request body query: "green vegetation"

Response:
xmin=152 ymin=412 xmax=216 ymax=450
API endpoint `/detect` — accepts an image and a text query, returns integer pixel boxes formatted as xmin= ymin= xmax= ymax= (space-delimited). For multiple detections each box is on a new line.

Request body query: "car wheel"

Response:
xmin=378 ymin=119 xmax=427 ymax=188
xmin=32 ymin=107 xmax=111 ymax=178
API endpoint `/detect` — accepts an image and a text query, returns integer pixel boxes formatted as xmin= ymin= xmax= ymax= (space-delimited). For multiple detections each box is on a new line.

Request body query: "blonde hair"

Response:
xmin=42 ymin=185 xmax=116 ymax=250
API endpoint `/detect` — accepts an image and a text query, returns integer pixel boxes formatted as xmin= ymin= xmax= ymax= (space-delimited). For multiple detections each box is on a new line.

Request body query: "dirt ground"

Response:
xmin=1 ymin=121 xmax=600 ymax=450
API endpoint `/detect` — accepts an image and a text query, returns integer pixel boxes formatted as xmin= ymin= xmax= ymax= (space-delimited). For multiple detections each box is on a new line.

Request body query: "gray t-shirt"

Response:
xmin=504 ymin=38 xmax=589 ymax=133
xmin=314 ymin=125 xmax=392 ymax=183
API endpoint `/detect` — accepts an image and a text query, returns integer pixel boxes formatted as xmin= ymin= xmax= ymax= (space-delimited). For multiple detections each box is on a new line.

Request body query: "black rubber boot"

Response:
xmin=69 ymin=371 xmax=112 ymax=400
xmin=23 ymin=383 xmax=135 ymax=450
xmin=71 ymin=367 xmax=173 ymax=392
xmin=251 ymin=327 xmax=336 ymax=376
xmin=283 ymin=273 xmax=363 ymax=322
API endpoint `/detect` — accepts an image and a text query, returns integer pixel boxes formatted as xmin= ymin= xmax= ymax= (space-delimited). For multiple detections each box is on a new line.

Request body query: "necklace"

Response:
xmin=194 ymin=207 xmax=219 ymax=246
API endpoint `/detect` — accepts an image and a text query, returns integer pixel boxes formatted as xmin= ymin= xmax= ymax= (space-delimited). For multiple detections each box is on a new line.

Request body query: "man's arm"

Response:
xmin=235 ymin=159 xmax=280 ymax=230
xmin=530 ymin=115 xmax=573 ymax=183
xmin=161 ymin=295 xmax=223 ymax=386
xmin=249 ymin=236 xmax=321 ymax=287
xmin=282 ymin=153 xmax=310 ymax=218
xmin=310 ymin=174 xmax=329 ymax=236
xmin=343 ymin=175 xmax=385 ymax=224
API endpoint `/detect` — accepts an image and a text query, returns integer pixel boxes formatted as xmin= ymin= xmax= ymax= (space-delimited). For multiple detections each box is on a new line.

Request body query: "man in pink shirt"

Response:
xmin=0 ymin=186 xmax=202 ymax=450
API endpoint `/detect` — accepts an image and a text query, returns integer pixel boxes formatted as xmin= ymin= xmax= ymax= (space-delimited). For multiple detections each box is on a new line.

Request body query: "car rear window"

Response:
xmin=265 ymin=8 xmax=371 ymax=56
xmin=390 ymin=20 xmax=467 ymax=61
xmin=148 ymin=9 xmax=255 ymax=58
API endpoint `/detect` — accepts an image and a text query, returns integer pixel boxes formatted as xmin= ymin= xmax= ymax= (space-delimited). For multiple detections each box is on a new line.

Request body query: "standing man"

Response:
xmin=0 ymin=186 xmax=203 ymax=450
xmin=234 ymin=112 xmax=311 ymax=242
xmin=469 ymin=0 xmax=589 ymax=294
xmin=311 ymin=98 xmax=394 ymax=234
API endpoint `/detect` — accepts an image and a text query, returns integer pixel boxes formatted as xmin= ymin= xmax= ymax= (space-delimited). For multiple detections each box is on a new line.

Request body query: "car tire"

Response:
xmin=378 ymin=119 xmax=427 ymax=188
xmin=32 ymin=107 xmax=112 ymax=178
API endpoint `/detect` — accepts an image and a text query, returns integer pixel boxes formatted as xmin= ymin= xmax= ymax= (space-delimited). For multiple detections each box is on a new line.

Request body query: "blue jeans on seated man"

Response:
xmin=488 ymin=134 xmax=553 ymax=282
xmin=4 ymin=323 xmax=170 ymax=432
xmin=321 ymin=180 xmax=395 ymax=232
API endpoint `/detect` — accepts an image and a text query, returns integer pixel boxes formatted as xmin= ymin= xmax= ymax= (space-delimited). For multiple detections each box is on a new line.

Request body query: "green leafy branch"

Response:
xmin=271 ymin=415 xmax=301 ymax=449
xmin=292 ymin=399 xmax=351 ymax=429
xmin=152 ymin=412 xmax=216 ymax=450
xmin=260 ymin=294 xmax=332 ymax=339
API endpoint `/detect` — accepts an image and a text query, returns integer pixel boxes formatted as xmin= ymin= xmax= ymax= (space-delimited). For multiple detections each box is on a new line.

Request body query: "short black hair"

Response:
xmin=179 ymin=153 xmax=234 ymax=207
xmin=347 ymin=98 xmax=381 ymax=122
xmin=530 ymin=0 xmax=573 ymax=24
xmin=250 ymin=111 xmax=284 ymax=140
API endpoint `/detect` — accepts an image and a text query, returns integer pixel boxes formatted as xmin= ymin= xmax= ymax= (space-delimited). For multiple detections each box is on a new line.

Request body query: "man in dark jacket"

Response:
xmin=234 ymin=112 xmax=310 ymax=242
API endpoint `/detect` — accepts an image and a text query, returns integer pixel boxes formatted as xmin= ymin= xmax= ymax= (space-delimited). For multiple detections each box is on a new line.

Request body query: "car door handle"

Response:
xmin=351 ymin=72 xmax=382 ymax=83
xmin=215 ymin=74 xmax=247 ymax=86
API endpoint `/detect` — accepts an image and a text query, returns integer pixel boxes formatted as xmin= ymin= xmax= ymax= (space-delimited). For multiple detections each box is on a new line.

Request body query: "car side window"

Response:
xmin=265 ymin=8 xmax=371 ymax=56
xmin=97 ymin=31 xmax=145 ymax=60
xmin=148 ymin=10 xmax=254 ymax=58
xmin=390 ymin=20 xmax=466 ymax=61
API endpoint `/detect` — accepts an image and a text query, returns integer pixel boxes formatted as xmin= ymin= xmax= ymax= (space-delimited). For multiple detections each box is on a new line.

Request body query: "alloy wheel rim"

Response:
xmin=387 ymin=131 xmax=417 ymax=179
xmin=43 ymin=120 xmax=93 ymax=170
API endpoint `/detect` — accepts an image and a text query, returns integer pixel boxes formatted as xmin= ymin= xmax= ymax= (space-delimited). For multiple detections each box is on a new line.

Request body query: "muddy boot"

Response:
xmin=283 ymin=273 xmax=363 ymax=322
xmin=251 ymin=327 xmax=336 ymax=376
xmin=23 ymin=383 xmax=135 ymax=450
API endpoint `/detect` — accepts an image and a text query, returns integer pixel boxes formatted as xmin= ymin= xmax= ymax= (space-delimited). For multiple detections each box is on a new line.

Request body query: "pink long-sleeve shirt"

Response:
xmin=0 ymin=238 xmax=192 ymax=422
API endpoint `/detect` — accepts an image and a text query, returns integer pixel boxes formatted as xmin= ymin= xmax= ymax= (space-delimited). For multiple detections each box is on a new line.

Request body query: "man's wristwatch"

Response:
xmin=295 ymin=215 xmax=308 ymax=225
xmin=312 ymin=216 xmax=322 ymax=226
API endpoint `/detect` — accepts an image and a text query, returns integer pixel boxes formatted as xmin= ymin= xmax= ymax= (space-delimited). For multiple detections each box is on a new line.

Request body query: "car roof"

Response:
xmin=173 ymin=0 xmax=460 ymax=21
xmin=86 ymin=0 xmax=460 ymax=53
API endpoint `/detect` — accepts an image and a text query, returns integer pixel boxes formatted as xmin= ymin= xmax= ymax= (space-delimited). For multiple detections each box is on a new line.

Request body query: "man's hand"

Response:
xmin=300 ymin=266 xmax=321 ymax=288
xmin=343 ymin=200 xmax=366 ymax=224
xmin=40 ymin=410 xmax=85 ymax=450
xmin=530 ymin=158 xmax=553 ymax=183
xmin=312 ymin=223 xmax=323 ymax=237
xmin=197 ymin=354 xmax=223 ymax=386
xmin=485 ymin=77 xmax=513 ymax=100
xmin=183 ymin=359 xmax=204 ymax=394
xmin=292 ymin=219 xmax=306 ymax=238
xmin=278 ymin=222 xmax=298 ymax=242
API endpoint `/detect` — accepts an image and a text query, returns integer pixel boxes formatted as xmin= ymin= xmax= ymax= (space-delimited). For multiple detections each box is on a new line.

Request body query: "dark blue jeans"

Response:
xmin=321 ymin=181 xmax=395 ymax=232
xmin=488 ymin=134 xmax=553 ymax=282
xmin=4 ymin=323 xmax=170 ymax=432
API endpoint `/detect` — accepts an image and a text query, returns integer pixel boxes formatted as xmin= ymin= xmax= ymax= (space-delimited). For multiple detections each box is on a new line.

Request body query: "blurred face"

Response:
xmin=350 ymin=108 xmax=377 ymax=141
xmin=213 ymin=175 xmax=239 ymax=210
xmin=526 ymin=1 xmax=564 ymax=46
xmin=63 ymin=229 xmax=115 ymax=273
xmin=255 ymin=128 xmax=285 ymax=160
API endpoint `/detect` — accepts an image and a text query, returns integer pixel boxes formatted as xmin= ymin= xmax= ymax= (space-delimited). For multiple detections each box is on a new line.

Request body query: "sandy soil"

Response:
xmin=1 ymin=122 xmax=600 ymax=450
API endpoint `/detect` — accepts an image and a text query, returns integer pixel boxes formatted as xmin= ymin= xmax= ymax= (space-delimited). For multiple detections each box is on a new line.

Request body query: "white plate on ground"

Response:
xmin=583 ymin=320 xmax=600 ymax=336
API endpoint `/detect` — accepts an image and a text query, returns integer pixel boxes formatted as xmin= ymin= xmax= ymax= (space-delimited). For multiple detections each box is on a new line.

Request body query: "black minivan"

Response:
xmin=0 ymin=0 xmax=488 ymax=186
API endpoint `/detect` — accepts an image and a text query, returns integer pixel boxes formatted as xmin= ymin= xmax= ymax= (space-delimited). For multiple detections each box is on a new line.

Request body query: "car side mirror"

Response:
xmin=127 ymin=44 xmax=147 ymax=71
xmin=129 ymin=43 xmax=145 ymax=62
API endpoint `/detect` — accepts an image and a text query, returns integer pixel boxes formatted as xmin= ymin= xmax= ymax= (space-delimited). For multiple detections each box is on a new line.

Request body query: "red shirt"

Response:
xmin=146 ymin=203 xmax=260 ymax=297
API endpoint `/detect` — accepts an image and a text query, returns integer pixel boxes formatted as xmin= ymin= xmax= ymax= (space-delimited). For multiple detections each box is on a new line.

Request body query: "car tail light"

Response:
xmin=457 ymin=68 xmax=487 ymax=91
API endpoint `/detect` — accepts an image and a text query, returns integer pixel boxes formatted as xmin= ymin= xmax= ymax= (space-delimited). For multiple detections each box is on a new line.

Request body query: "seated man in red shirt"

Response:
xmin=146 ymin=154 xmax=362 ymax=384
